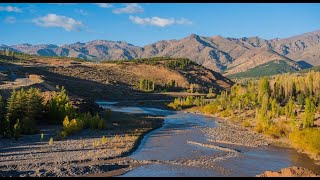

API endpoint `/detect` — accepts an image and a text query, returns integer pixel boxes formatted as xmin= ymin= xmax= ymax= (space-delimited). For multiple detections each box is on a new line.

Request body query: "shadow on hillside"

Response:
xmin=297 ymin=61 xmax=313 ymax=69
xmin=182 ymin=66 xmax=234 ymax=92
xmin=18 ymin=65 xmax=176 ymax=102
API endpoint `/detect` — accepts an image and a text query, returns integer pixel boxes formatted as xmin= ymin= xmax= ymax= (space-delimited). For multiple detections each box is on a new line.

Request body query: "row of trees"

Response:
xmin=201 ymin=71 xmax=320 ymax=139
xmin=139 ymin=79 xmax=155 ymax=92
xmin=167 ymin=96 xmax=207 ymax=110
xmin=164 ymin=59 xmax=195 ymax=70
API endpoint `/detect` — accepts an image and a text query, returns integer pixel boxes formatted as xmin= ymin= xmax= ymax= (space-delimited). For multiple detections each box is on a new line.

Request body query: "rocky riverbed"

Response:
xmin=0 ymin=111 xmax=164 ymax=177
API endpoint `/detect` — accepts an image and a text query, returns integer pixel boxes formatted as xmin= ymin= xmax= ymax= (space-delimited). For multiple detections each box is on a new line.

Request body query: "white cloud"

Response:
xmin=0 ymin=6 xmax=22 ymax=12
xmin=95 ymin=3 xmax=112 ymax=8
xmin=113 ymin=3 xmax=143 ymax=14
xmin=129 ymin=16 xmax=193 ymax=27
xmin=4 ymin=16 xmax=16 ymax=24
xmin=75 ymin=9 xmax=88 ymax=16
xmin=32 ymin=14 xmax=84 ymax=32
xmin=176 ymin=18 xmax=193 ymax=25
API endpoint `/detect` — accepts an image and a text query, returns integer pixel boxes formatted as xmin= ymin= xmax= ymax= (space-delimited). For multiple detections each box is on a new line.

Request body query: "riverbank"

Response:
xmin=183 ymin=106 xmax=320 ymax=175
xmin=0 ymin=111 xmax=164 ymax=177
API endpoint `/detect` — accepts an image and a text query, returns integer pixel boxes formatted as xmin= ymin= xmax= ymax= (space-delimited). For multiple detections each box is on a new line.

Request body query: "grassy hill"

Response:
xmin=226 ymin=60 xmax=302 ymax=79
xmin=298 ymin=65 xmax=320 ymax=73
xmin=0 ymin=53 xmax=233 ymax=102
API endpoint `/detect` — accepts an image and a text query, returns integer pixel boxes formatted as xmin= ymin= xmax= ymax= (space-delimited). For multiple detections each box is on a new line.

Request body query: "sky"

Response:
xmin=1 ymin=3 xmax=320 ymax=46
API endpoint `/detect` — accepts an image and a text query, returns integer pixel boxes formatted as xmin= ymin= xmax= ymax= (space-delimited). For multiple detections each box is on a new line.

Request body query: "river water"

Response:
xmin=96 ymin=101 xmax=320 ymax=177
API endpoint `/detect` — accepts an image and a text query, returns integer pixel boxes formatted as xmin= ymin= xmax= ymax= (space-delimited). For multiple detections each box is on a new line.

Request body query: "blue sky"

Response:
xmin=1 ymin=3 xmax=320 ymax=46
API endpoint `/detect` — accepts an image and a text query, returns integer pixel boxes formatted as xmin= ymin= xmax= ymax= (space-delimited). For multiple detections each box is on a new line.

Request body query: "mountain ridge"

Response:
xmin=1 ymin=29 xmax=320 ymax=75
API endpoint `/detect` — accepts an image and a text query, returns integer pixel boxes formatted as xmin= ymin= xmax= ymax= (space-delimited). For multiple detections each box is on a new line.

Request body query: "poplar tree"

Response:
xmin=302 ymin=97 xmax=315 ymax=128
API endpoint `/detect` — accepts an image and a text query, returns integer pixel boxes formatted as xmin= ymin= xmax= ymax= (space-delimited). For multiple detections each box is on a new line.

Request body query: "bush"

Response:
xmin=167 ymin=102 xmax=181 ymax=110
xmin=242 ymin=120 xmax=251 ymax=127
xmin=265 ymin=124 xmax=282 ymax=139
xmin=40 ymin=132 xmax=44 ymax=141
xmin=202 ymin=104 xmax=219 ymax=114
xmin=101 ymin=136 xmax=108 ymax=144
xmin=220 ymin=109 xmax=232 ymax=117
xmin=59 ymin=113 xmax=106 ymax=139
xmin=289 ymin=128 xmax=320 ymax=158
xmin=49 ymin=137 xmax=54 ymax=146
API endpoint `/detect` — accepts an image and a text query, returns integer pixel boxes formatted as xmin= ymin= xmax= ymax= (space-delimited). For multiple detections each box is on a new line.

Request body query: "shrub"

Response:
xmin=255 ymin=122 xmax=264 ymax=133
xmin=242 ymin=120 xmax=251 ymax=127
xmin=92 ymin=139 xmax=100 ymax=148
xmin=49 ymin=137 xmax=54 ymax=145
xmin=101 ymin=136 xmax=108 ymax=144
xmin=40 ymin=132 xmax=44 ymax=141
xmin=202 ymin=104 xmax=219 ymax=114
xmin=289 ymin=128 xmax=320 ymax=158
xmin=167 ymin=102 xmax=181 ymax=110
xmin=220 ymin=109 xmax=232 ymax=117
xmin=265 ymin=124 xmax=282 ymax=139
xmin=59 ymin=113 xmax=106 ymax=139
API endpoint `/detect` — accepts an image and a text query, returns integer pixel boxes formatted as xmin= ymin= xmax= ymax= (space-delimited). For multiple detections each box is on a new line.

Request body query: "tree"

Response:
xmin=256 ymin=93 xmax=270 ymax=132
xmin=302 ymin=97 xmax=315 ymax=128
xmin=5 ymin=88 xmax=44 ymax=135
xmin=284 ymin=99 xmax=295 ymax=120
xmin=258 ymin=77 xmax=270 ymax=103
xmin=47 ymin=87 xmax=76 ymax=124
xmin=139 ymin=79 xmax=144 ymax=90
xmin=0 ymin=95 xmax=5 ymax=136
xmin=6 ymin=89 xmax=26 ymax=137
xmin=270 ymin=97 xmax=280 ymax=118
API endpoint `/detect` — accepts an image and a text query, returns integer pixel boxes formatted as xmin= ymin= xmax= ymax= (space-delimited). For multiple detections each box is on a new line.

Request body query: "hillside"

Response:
xmin=0 ymin=54 xmax=233 ymax=102
xmin=2 ymin=30 xmax=320 ymax=75
xmin=226 ymin=60 xmax=303 ymax=79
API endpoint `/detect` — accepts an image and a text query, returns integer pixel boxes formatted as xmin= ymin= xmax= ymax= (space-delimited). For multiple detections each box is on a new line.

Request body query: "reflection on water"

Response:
xmin=97 ymin=101 xmax=320 ymax=176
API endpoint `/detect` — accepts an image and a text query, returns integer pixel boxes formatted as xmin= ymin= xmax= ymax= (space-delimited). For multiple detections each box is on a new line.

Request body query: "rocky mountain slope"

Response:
xmin=2 ymin=30 xmax=320 ymax=75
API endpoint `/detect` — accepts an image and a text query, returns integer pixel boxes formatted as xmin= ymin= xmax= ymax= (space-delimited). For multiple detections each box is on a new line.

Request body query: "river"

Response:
xmin=96 ymin=101 xmax=320 ymax=177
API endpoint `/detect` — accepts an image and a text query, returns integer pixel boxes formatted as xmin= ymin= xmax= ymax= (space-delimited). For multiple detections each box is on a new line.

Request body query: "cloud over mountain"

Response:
xmin=32 ymin=14 xmax=84 ymax=32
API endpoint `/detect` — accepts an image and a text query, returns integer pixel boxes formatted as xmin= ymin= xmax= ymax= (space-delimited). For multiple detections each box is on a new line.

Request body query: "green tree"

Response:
xmin=270 ymin=98 xmax=280 ymax=118
xmin=47 ymin=87 xmax=76 ymax=124
xmin=302 ymin=97 xmax=315 ymax=128
xmin=284 ymin=99 xmax=295 ymax=120
xmin=139 ymin=79 xmax=144 ymax=90
xmin=0 ymin=95 xmax=5 ymax=136
xmin=256 ymin=93 xmax=270 ymax=132
xmin=257 ymin=77 xmax=270 ymax=103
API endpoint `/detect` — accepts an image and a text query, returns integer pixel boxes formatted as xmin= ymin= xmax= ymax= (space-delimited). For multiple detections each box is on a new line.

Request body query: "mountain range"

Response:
xmin=2 ymin=30 xmax=320 ymax=75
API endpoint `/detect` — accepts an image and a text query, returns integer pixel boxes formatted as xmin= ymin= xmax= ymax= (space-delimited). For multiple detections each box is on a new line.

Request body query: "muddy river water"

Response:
xmin=96 ymin=101 xmax=320 ymax=177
